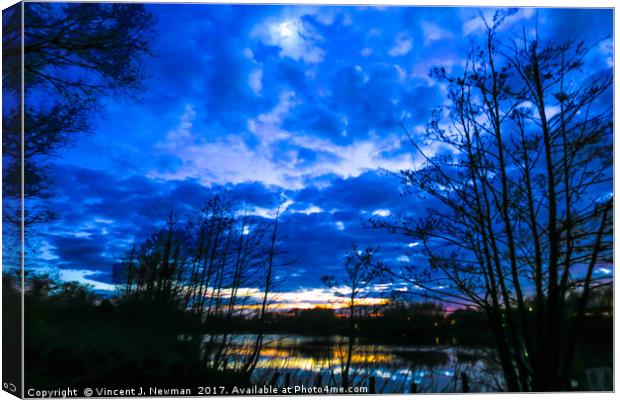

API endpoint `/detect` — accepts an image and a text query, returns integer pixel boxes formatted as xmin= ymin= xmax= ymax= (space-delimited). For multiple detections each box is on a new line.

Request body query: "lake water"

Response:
xmin=203 ymin=334 xmax=504 ymax=393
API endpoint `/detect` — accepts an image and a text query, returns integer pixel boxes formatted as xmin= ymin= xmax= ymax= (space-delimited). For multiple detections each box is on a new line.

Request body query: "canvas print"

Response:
xmin=1 ymin=1 xmax=613 ymax=397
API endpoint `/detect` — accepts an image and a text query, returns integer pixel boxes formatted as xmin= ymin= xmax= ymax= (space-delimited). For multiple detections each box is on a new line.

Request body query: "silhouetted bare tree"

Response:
xmin=322 ymin=246 xmax=384 ymax=387
xmin=113 ymin=195 xmax=290 ymax=374
xmin=114 ymin=209 xmax=188 ymax=303
xmin=372 ymin=11 xmax=612 ymax=391
xmin=244 ymin=198 xmax=292 ymax=374
xmin=2 ymin=3 xmax=153 ymax=225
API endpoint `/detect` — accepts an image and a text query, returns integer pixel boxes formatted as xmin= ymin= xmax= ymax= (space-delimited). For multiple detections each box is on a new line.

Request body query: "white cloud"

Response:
xmin=360 ymin=47 xmax=373 ymax=57
xmin=395 ymin=64 xmax=407 ymax=80
xmin=151 ymin=93 xmax=426 ymax=190
xmin=248 ymin=90 xmax=299 ymax=143
xmin=372 ymin=209 xmax=391 ymax=217
xmin=342 ymin=13 xmax=353 ymax=26
xmin=243 ymin=47 xmax=255 ymax=61
xmin=291 ymin=205 xmax=323 ymax=215
xmin=463 ymin=16 xmax=486 ymax=36
xmin=420 ymin=21 xmax=451 ymax=45
xmin=462 ymin=8 xmax=536 ymax=36
xmin=155 ymin=137 xmax=296 ymax=188
xmin=545 ymin=105 xmax=561 ymax=119
xmin=154 ymin=129 xmax=415 ymax=190
xmin=248 ymin=68 xmax=263 ymax=95
xmin=388 ymin=32 xmax=413 ymax=57
xmin=240 ymin=199 xmax=295 ymax=219
xmin=153 ymin=96 xmax=301 ymax=188
xmin=252 ymin=16 xmax=325 ymax=64
xmin=314 ymin=11 xmax=335 ymax=26
xmin=40 ymin=241 xmax=59 ymax=261
xmin=291 ymin=135 xmax=414 ymax=181
xmin=163 ymin=104 xmax=196 ymax=148
xmin=59 ymin=269 xmax=117 ymax=291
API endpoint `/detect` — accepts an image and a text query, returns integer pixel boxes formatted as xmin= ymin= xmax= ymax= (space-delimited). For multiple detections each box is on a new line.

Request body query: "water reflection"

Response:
xmin=202 ymin=334 xmax=503 ymax=393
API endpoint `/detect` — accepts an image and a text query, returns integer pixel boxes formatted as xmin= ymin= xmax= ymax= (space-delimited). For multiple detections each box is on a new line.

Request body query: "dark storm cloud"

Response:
xmin=294 ymin=171 xmax=405 ymax=211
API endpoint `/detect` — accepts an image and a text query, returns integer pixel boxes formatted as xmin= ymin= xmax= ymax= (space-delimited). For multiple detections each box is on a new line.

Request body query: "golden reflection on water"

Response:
xmin=205 ymin=334 xmax=502 ymax=392
xmin=223 ymin=342 xmax=397 ymax=371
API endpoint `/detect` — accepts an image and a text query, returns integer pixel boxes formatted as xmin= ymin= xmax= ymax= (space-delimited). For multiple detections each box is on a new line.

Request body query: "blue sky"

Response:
xmin=26 ymin=5 xmax=613 ymax=305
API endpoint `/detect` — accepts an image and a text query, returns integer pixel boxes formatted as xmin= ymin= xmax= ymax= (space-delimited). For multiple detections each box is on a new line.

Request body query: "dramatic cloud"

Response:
xmin=388 ymin=32 xmax=413 ymax=56
xmin=252 ymin=13 xmax=326 ymax=63
xmin=26 ymin=5 xmax=612 ymax=299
